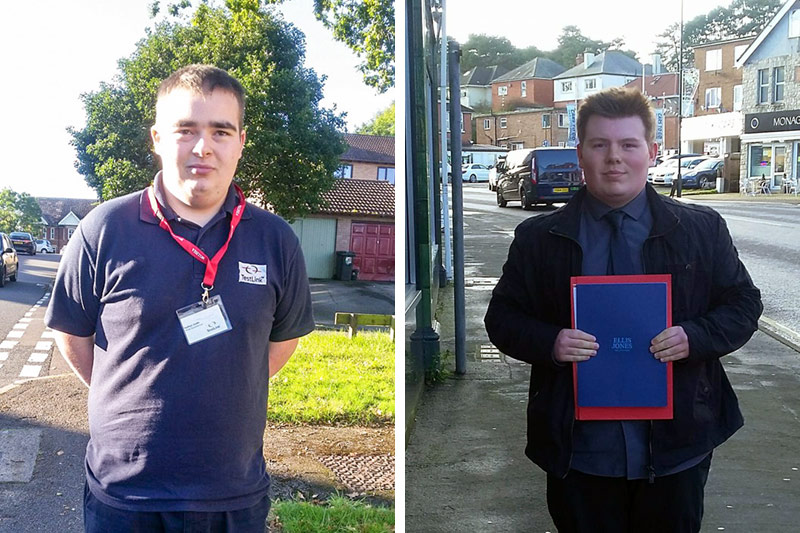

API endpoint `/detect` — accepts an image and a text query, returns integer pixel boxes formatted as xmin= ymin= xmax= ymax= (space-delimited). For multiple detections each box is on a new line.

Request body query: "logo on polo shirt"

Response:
xmin=238 ymin=262 xmax=267 ymax=285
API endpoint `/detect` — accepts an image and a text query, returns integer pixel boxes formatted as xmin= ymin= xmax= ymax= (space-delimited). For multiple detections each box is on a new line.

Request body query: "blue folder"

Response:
xmin=571 ymin=275 xmax=673 ymax=420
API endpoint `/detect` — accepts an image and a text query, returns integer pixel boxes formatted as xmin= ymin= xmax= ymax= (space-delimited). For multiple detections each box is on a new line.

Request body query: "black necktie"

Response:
xmin=606 ymin=210 xmax=635 ymax=275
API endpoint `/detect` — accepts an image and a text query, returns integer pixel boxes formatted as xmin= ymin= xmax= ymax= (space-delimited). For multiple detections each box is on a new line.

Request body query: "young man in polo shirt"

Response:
xmin=46 ymin=64 xmax=314 ymax=532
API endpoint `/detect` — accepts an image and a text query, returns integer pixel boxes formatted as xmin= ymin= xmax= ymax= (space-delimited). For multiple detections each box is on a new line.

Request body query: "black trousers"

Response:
xmin=546 ymin=454 xmax=712 ymax=533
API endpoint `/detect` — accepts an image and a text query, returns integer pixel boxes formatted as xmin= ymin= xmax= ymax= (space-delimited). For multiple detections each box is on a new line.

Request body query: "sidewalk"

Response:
xmin=407 ymin=313 xmax=800 ymax=532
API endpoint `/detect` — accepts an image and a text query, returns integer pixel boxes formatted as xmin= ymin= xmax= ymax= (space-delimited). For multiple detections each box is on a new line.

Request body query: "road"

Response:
xmin=452 ymin=183 xmax=800 ymax=346
xmin=0 ymin=253 xmax=61 ymax=390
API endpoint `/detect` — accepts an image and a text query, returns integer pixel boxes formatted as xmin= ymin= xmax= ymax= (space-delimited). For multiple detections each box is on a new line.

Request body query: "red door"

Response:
xmin=349 ymin=222 xmax=394 ymax=281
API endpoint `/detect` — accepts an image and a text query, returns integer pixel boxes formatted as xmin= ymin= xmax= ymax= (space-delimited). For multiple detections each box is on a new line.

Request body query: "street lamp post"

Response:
xmin=677 ymin=0 xmax=684 ymax=197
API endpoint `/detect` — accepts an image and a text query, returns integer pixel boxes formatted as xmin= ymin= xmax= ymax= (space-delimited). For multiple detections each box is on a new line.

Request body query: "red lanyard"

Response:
xmin=147 ymin=184 xmax=245 ymax=301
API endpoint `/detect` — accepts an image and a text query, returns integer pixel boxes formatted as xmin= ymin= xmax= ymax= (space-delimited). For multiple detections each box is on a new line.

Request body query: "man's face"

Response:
xmin=151 ymin=88 xmax=245 ymax=211
xmin=577 ymin=115 xmax=657 ymax=208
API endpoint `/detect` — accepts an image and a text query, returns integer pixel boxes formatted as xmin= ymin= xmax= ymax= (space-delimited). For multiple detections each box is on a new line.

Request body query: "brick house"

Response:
xmin=490 ymin=57 xmax=566 ymax=112
xmin=292 ymin=133 xmax=395 ymax=281
xmin=474 ymin=107 xmax=567 ymax=149
xmin=336 ymin=133 xmax=395 ymax=183
xmin=736 ymin=0 xmax=800 ymax=192
xmin=460 ymin=65 xmax=508 ymax=111
xmin=680 ymin=37 xmax=754 ymax=160
xmin=36 ymin=197 xmax=97 ymax=252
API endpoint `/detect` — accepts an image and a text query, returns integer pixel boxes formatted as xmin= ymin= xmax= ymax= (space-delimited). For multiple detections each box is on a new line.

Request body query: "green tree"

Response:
xmin=69 ymin=1 xmax=347 ymax=219
xmin=458 ymin=34 xmax=542 ymax=73
xmin=356 ymin=102 xmax=394 ymax=136
xmin=0 ymin=188 xmax=43 ymax=235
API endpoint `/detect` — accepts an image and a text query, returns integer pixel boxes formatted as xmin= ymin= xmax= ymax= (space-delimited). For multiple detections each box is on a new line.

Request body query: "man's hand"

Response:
xmin=650 ymin=326 xmax=689 ymax=362
xmin=552 ymin=329 xmax=598 ymax=363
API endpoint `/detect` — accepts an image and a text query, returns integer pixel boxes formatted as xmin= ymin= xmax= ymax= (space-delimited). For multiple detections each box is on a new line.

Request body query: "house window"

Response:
xmin=334 ymin=164 xmax=353 ymax=179
xmin=50 ymin=227 xmax=55 ymax=239
xmin=542 ymin=114 xmax=551 ymax=129
xmin=585 ymin=78 xmax=596 ymax=90
xmin=498 ymin=85 xmax=508 ymax=96
xmin=790 ymin=9 xmax=800 ymax=37
xmin=757 ymin=69 xmax=769 ymax=104
xmin=460 ymin=114 xmax=465 ymax=133
xmin=511 ymin=142 xmax=524 ymax=150
xmin=774 ymin=66 xmax=785 ymax=102
xmin=734 ymin=44 xmax=748 ymax=63
xmin=521 ymin=81 xmax=527 ymax=97
xmin=67 ymin=228 xmax=75 ymax=240
xmin=483 ymin=118 xmax=491 ymax=130
xmin=499 ymin=117 xmax=507 ymax=128
xmin=461 ymin=90 xmax=467 ymax=97
xmin=561 ymin=81 xmax=573 ymax=92
xmin=558 ymin=113 xmax=568 ymax=128
xmin=705 ymin=49 xmax=722 ymax=71
xmin=377 ymin=167 xmax=395 ymax=184
xmin=733 ymin=85 xmax=743 ymax=112
xmin=705 ymin=87 xmax=721 ymax=109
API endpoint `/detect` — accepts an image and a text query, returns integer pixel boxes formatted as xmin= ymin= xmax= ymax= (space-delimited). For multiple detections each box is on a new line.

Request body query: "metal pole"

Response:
xmin=439 ymin=0 xmax=452 ymax=280
xmin=677 ymin=0 xmax=684 ymax=197
xmin=449 ymin=40 xmax=466 ymax=375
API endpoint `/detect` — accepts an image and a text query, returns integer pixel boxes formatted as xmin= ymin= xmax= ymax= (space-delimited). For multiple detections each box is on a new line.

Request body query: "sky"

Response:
xmin=446 ymin=0 xmax=741 ymax=66
xmin=0 ymin=0 xmax=393 ymax=200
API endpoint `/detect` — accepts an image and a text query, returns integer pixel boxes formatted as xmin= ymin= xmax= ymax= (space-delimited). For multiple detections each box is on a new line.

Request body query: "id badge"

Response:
xmin=175 ymin=295 xmax=233 ymax=345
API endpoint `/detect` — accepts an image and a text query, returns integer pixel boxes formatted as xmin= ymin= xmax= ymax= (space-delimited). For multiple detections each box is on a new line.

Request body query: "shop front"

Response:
xmin=742 ymin=110 xmax=800 ymax=191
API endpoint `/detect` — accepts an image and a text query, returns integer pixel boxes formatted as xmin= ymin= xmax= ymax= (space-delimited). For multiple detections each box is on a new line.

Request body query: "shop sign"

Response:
xmin=745 ymin=110 xmax=800 ymax=133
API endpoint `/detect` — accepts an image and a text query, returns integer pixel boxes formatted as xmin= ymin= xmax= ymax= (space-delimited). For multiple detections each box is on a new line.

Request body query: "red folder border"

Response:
xmin=570 ymin=274 xmax=673 ymax=420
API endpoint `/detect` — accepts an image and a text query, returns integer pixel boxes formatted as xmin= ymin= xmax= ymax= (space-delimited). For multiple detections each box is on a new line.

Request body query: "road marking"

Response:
xmin=12 ymin=323 xmax=28 ymax=330
xmin=723 ymin=214 xmax=793 ymax=228
xmin=19 ymin=318 xmax=32 ymax=323
xmin=0 ymin=340 xmax=18 ymax=349
xmin=6 ymin=330 xmax=23 ymax=339
xmin=28 ymin=353 xmax=48 ymax=363
xmin=19 ymin=365 xmax=42 ymax=378
xmin=0 ymin=352 xmax=8 ymax=361
xmin=34 ymin=341 xmax=52 ymax=351
xmin=41 ymin=330 xmax=56 ymax=338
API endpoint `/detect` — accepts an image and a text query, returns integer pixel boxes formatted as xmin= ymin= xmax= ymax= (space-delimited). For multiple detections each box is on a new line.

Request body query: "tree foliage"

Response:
xmin=654 ymin=0 xmax=783 ymax=71
xmin=457 ymin=27 xmax=637 ymax=74
xmin=0 ymin=188 xmax=43 ymax=235
xmin=69 ymin=1 xmax=348 ymax=219
xmin=356 ymin=102 xmax=394 ymax=136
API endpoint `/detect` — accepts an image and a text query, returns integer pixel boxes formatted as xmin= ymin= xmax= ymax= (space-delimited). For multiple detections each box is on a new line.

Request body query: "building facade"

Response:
xmin=490 ymin=57 xmax=566 ymax=112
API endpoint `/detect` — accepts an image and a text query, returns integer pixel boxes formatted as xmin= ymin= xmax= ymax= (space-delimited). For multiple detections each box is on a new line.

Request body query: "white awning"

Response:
xmin=681 ymin=112 xmax=744 ymax=140
xmin=740 ymin=131 xmax=800 ymax=143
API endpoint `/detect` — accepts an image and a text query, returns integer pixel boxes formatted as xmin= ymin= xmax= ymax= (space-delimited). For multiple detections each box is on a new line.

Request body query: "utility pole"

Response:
xmin=677 ymin=0 xmax=684 ymax=198
xmin=449 ymin=40 xmax=466 ymax=375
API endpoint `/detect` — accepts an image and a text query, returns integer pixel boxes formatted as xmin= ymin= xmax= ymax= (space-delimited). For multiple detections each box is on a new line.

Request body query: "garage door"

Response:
xmin=349 ymin=222 xmax=394 ymax=281
xmin=290 ymin=218 xmax=337 ymax=279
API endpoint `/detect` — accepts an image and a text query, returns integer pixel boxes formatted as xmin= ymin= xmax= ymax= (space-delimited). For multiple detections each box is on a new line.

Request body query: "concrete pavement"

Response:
xmin=406 ymin=289 xmax=800 ymax=532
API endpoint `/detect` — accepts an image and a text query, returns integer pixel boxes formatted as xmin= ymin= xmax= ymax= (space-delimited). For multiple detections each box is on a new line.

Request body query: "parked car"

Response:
xmin=496 ymin=147 xmax=584 ymax=210
xmin=0 ymin=232 xmax=19 ymax=287
xmin=648 ymin=156 xmax=708 ymax=186
xmin=35 ymin=238 xmax=56 ymax=253
xmin=488 ymin=157 xmax=506 ymax=191
xmin=9 ymin=231 xmax=36 ymax=255
xmin=679 ymin=158 xmax=723 ymax=190
xmin=462 ymin=163 xmax=491 ymax=183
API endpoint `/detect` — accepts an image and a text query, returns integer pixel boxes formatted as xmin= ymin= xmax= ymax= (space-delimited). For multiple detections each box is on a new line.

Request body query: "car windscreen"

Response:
xmin=534 ymin=150 xmax=582 ymax=184
xmin=693 ymin=159 xmax=720 ymax=170
xmin=9 ymin=233 xmax=29 ymax=239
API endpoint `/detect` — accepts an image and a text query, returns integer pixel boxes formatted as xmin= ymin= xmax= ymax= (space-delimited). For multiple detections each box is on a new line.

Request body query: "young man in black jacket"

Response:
xmin=485 ymin=87 xmax=762 ymax=533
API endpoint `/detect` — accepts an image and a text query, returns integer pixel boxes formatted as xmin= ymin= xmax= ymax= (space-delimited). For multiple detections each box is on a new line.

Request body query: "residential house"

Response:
xmin=554 ymin=50 xmax=649 ymax=107
xmin=336 ymin=133 xmax=395 ymax=183
xmin=622 ymin=70 xmax=681 ymax=152
xmin=736 ymin=0 xmax=800 ymax=192
xmin=460 ymin=65 xmax=508 ymax=111
xmin=474 ymin=107 xmax=567 ymax=149
xmin=490 ymin=57 xmax=566 ymax=112
xmin=291 ymin=133 xmax=395 ymax=282
xmin=36 ymin=197 xmax=97 ymax=252
xmin=681 ymin=37 xmax=754 ymax=160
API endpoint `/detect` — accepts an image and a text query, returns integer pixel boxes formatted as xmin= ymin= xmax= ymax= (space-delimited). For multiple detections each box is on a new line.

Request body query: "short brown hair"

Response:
xmin=577 ymin=87 xmax=655 ymax=144
xmin=157 ymin=64 xmax=246 ymax=129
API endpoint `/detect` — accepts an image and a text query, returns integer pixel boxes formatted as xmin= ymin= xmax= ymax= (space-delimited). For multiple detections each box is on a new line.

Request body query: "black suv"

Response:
xmin=9 ymin=231 xmax=36 ymax=255
xmin=497 ymin=147 xmax=584 ymax=209
xmin=1 ymin=232 xmax=19 ymax=287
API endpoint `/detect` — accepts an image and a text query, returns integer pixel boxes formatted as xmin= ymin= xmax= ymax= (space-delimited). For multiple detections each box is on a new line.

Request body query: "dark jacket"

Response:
xmin=484 ymin=185 xmax=762 ymax=478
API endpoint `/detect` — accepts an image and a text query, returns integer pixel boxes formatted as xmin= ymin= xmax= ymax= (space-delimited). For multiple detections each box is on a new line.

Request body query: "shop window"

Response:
xmin=773 ymin=66 xmax=785 ymax=102
xmin=757 ymin=69 xmax=769 ymax=104
xmin=749 ymin=145 xmax=771 ymax=178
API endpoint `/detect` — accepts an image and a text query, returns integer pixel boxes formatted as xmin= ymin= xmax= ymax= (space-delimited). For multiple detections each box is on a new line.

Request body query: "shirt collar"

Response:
xmin=140 ymin=171 xmax=249 ymax=225
xmin=585 ymin=187 xmax=648 ymax=221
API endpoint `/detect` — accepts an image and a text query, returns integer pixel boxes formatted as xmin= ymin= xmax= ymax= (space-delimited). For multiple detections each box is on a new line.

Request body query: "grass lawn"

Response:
xmin=268 ymin=330 xmax=394 ymax=426
xmin=270 ymin=496 xmax=394 ymax=532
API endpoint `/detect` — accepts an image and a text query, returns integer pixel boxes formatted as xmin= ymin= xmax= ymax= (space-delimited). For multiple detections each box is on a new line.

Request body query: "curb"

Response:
xmin=758 ymin=315 xmax=800 ymax=354
xmin=0 ymin=373 xmax=75 ymax=397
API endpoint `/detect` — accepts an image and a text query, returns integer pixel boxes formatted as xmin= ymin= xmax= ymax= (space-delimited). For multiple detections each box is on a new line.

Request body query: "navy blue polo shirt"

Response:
xmin=45 ymin=175 xmax=315 ymax=512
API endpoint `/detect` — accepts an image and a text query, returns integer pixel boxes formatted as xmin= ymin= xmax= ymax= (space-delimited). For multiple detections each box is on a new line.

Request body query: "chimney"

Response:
xmin=651 ymin=53 xmax=662 ymax=75
xmin=576 ymin=53 xmax=583 ymax=66
xmin=583 ymin=50 xmax=595 ymax=67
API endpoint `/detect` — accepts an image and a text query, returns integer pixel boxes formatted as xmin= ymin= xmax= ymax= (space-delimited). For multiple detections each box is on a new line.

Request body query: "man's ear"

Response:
xmin=151 ymin=126 xmax=161 ymax=155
